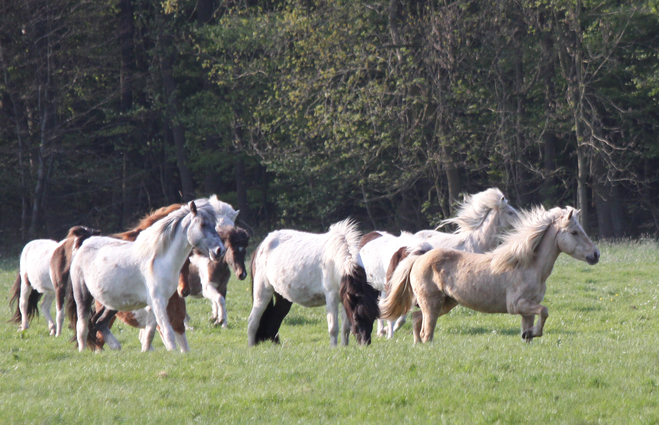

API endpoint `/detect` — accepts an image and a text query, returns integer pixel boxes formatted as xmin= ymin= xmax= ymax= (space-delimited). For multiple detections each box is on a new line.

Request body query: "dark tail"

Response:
xmin=250 ymin=247 xmax=291 ymax=344
xmin=8 ymin=274 xmax=41 ymax=324
xmin=340 ymin=264 xmax=380 ymax=345
xmin=66 ymin=275 xmax=100 ymax=351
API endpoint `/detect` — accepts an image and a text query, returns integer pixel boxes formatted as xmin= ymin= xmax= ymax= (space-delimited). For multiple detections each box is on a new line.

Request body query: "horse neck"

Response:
xmin=532 ymin=224 xmax=561 ymax=282
xmin=464 ymin=210 xmax=499 ymax=253
xmin=141 ymin=216 xmax=193 ymax=275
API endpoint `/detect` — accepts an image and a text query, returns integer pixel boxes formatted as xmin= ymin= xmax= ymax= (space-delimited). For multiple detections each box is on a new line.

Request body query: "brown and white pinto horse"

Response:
xmin=187 ymin=225 xmax=250 ymax=327
xmin=10 ymin=226 xmax=100 ymax=336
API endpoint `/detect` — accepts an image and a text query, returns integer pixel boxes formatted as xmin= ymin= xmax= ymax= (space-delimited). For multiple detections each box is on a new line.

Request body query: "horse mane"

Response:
xmin=209 ymin=195 xmax=238 ymax=226
xmin=113 ymin=204 xmax=182 ymax=241
xmin=133 ymin=199 xmax=216 ymax=261
xmin=490 ymin=206 xmax=565 ymax=273
xmin=439 ymin=188 xmax=507 ymax=233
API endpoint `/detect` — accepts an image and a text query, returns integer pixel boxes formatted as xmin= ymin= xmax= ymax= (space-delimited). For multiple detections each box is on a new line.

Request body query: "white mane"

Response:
xmin=133 ymin=199 xmax=216 ymax=261
xmin=490 ymin=206 xmax=566 ymax=273
xmin=440 ymin=188 xmax=508 ymax=233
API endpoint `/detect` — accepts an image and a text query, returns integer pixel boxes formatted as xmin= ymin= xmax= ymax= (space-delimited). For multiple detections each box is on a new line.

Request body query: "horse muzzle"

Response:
xmin=238 ymin=270 xmax=247 ymax=280
xmin=586 ymin=249 xmax=600 ymax=265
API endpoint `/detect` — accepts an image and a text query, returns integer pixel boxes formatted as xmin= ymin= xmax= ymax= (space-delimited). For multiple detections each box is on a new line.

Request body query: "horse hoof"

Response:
xmin=521 ymin=330 xmax=533 ymax=341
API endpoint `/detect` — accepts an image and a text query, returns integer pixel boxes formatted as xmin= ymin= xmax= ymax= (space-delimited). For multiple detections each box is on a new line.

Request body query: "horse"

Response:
xmin=67 ymin=198 xmax=225 ymax=352
xmin=9 ymin=226 xmax=100 ymax=336
xmin=119 ymin=225 xmax=250 ymax=352
xmin=357 ymin=231 xmax=433 ymax=338
xmin=187 ymin=225 xmax=250 ymax=327
xmin=380 ymin=206 xmax=600 ymax=343
xmin=248 ymin=219 xmax=380 ymax=347
xmin=94 ymin=199 xmax=241 ymax=352
xmin=360 ymin=188 xmax=519 ymax=338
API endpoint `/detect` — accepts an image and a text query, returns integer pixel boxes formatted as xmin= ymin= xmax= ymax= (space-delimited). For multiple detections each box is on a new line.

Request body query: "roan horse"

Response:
xmin=380 ymin=206 xmax=600 ymax=343
xmin=360 ymin=188 xmax=519 ymax=338
xmin=96 ymin=199 xmax=243 ymax=352
xmin=249 ymin=219 xmax=380 ymax=346
xmin=67 ymin=199 xmax=225 ymax=352
xmin=9 ymin=226 xmax=100 ymax=336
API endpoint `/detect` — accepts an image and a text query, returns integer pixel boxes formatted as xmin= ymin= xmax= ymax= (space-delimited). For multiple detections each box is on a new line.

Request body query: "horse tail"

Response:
xmin=8 ymin=273 xmax=41 ymax=324
xmin=379 ymin=253 xmax=421 ymax=320
xmin=327 ymin=219 xmax=380 ymax=344
xmin=66 ymin=272 xmax=100 ymax=351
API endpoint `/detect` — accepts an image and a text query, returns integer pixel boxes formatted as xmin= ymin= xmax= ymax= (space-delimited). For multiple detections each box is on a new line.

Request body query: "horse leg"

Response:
xmin=150 ymin=294 xmax=177 ymax=351
xmin=41 ymin=293 xmax=56 ymax=335
xmin=377 ymin=291 xmax=387 ymax=337
xmin=202 ymin=283 xmax=226 ymax=327
xmin=521 ymin=315 xmax=535 ymax=342
xmin=55 ymin=285 xmax=66 ymax=337
xmin=417 ymin=290 xmax=444 ymax=343
xmin=393 ymin=314 xmax=407 ymax=332
xmin=175 ymin=332 xmax=189 ymax=353
xmin=325 ymin=291 xmax=340 ymax=347
xmin=247 ymin=283 xmax=274 ymax=346
xmin=340 ymin=304 xmax=351 ymax=346
xmin=18 ymin=275 xmax=32 ymax=332
xmin=412 ymin=310 xmax=423 ymax=343
xmin=513 ymin=299 xmax=549 ymax=341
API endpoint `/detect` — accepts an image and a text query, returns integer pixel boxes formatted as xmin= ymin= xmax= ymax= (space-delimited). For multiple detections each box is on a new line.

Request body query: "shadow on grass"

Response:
xmin=284 ymin=315 xmax=321 ymax=326
xmin=447 ymin=326 xmax=520 ymax=336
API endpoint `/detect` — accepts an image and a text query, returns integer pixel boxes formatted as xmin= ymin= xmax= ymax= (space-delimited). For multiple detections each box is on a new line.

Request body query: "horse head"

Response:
xmin=186 ymin=200 xmax=226 ymax=262
xmin=340 ymin=265 xmax=380 ymax=345
xmin=493 ymin=194 xmax=520 ymax=231
xmin=555 ymin=207 xmax=600 ymax=265
xmin=217 ymin=225 xmax=250 ymax=280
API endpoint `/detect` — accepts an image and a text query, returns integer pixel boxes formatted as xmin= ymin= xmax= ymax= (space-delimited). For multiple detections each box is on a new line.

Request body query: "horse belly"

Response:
xmin=267 ymin=258 xmax=326 ymax=308
xmin=89 ymin=264 xmax=148 ymax=311
xmin=442 ymin=269 xmax=509 ymax=314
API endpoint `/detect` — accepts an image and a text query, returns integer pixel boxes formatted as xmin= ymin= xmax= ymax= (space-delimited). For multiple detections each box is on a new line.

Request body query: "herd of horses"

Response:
xmin=8 ymin=188 xmax=600 ymax=352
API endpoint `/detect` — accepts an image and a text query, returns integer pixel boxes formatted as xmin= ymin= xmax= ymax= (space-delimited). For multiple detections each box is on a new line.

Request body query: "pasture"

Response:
xmin=0 ymin=240 xmax=657 ymax=424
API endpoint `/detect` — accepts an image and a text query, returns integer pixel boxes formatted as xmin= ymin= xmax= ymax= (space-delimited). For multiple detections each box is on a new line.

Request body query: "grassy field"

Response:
xmin=0 ymin=240 xmax=657 ymax=424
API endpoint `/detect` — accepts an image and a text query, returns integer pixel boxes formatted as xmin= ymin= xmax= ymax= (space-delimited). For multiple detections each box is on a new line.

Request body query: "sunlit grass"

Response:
xmin=0 ymin=241 xmax=657 ymax=423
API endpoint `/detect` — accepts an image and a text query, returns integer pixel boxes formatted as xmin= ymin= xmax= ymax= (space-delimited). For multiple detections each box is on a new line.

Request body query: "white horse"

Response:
xmin=10 ymin=226 xmax=99 ymax=336
xmin=248 ymin=219 xmax=380 ymax=347
xmin=357 ymin=231 xmax=433 ymax=338
xmin=68 ymin=198 xmax=225 ymax=352
xmin=381 ymin=206 xmax=600 ymax=343
xmin=107 ymin=197 xmax=241 ymax=352
xmin=361 ymin=188 xmax=519 ymax=338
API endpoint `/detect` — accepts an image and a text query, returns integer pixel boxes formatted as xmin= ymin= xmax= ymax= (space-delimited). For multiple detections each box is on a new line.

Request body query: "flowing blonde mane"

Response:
xmin=440 ymin=188 xmax=507 ymax=233
xmin=133 ymin=199 xmax=216 ymax=261
xmin=113 ymin=203 xmax=182 ymax=241
xmin=490 ymin=206 xmax=565 ymax=273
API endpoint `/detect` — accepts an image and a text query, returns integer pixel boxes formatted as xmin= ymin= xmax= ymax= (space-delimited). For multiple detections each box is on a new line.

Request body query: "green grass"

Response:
xmin=0 ymin=240 xmax=658 ymax=424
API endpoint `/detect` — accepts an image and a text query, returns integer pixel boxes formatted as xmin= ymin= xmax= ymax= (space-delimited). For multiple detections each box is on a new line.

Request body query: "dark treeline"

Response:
xmin=1 ymin=0 xmax=658 ymax=248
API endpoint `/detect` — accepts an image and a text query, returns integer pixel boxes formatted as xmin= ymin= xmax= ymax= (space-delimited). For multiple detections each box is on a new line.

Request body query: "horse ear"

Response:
xmin=189 ymin=201 xmax=197 ymax=216
xmin=233 ymin=210 xmax=240 ymax=220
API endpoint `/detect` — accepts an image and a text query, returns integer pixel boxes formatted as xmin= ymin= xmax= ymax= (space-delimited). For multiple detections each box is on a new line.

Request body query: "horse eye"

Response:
xmin=571 ymin=230 xmax=578 ymax=235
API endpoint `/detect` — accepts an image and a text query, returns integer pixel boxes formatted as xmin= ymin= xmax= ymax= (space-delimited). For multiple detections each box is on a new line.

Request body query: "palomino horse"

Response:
xmin=361 ymin=188 xmax=519 ymax=338
xmin=95 ymin=199 xmax=241 ymax=352
xmin=10 ymin=226 xmax=100 ymax=336
xmin=249 ymin=219 xmax=380 ymax=346
xmin=187 ymin=225 xmax=250 ymax=327
xmin=67 ymin=199 xmax=225 ymax=352
xmin=380 ymin=206 xmax=600 ymax=343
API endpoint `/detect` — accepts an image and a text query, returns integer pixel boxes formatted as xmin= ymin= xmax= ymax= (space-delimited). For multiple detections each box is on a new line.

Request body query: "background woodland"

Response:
xmin=2 ymin=0 xmax=659 ymax=247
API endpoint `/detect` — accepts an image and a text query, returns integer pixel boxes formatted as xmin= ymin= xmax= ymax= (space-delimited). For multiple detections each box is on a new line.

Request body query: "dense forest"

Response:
xmin=1 ymin=0 xmax=658 ymax=250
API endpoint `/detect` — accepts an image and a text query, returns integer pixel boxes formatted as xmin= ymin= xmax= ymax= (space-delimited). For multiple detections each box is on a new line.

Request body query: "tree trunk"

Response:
xmin=441 ymin=142 xmax=461 ymax=215
xmin=158 ymin=24 xmax=195 ymax=201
